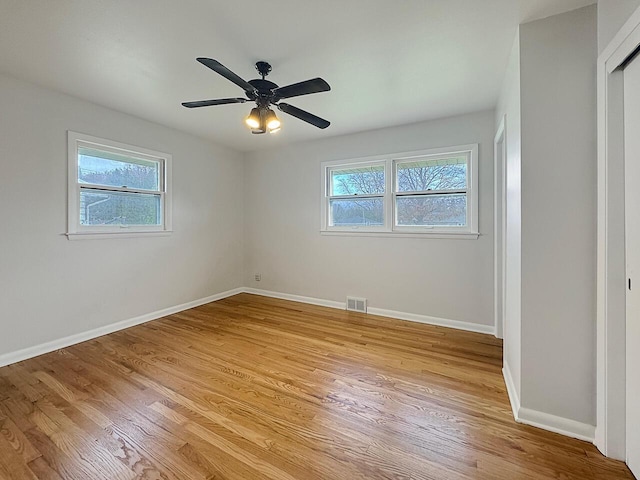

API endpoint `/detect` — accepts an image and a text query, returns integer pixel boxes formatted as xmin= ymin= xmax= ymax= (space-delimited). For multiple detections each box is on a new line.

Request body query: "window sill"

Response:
xmin=320 ymin=230 xmax=479 ymax=240
xmin=66 ymin=230 xmax=173 ymax=241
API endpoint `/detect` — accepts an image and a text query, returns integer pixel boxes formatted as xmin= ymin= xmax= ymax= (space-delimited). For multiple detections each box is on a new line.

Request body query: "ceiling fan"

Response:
xmin=182 ymin=58 xmax=331 ymax=134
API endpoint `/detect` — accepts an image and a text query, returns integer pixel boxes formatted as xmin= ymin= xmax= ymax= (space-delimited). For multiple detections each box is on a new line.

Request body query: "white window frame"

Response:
xmin=320 ymin=144 xmax=479 ymax=239
xmin=67 ymin=131 xmax=172 ymax=240
xmin=324 ymin=159 xmax=391 ymax=233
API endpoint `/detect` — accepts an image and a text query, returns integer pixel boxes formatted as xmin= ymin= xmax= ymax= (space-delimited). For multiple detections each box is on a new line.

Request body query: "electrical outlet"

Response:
xmin=255 ymin=273 xmax=261 ymax=282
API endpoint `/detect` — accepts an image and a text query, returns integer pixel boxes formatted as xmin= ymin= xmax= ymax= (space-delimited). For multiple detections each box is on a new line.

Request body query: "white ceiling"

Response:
xmin=0 ymin=0 xmax=595 ymax=152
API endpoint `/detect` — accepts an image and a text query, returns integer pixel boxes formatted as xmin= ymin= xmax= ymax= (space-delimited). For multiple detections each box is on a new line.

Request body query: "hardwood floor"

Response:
xmin=0 ymin=293 xmax=633 ymax=479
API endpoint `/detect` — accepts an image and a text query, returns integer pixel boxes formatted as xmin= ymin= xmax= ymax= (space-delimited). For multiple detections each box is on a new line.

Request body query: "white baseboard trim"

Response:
xmin=517 ymin=407 xmax=595 ymax=443
xmin=244 ymin=288 xmax=495 ymax=335
xmin=367 ymin=306 xmax=495 ymax=335
xmin=243 ymin=288 xmax=346 ymax=310
xmin=503 ymin=364 xmax=521 ymax=419
xmin=503 ymin=364 xmax=595 ymax=443
xmin=0 ymin=287 xmax=244 ymax=368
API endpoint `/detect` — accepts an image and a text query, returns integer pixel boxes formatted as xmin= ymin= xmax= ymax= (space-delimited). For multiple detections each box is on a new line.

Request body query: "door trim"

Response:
xmin=494 ymin=116 xmax=507 ymax=339
xmin=597 ymin=3 xmax=640 ymax=460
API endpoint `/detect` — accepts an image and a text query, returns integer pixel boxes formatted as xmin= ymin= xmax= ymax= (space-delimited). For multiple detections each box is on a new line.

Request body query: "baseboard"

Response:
xmin=243 ymin=288 xmax=346 ymax=310
xmin=367 ymin=306 xmax=495 ymax=335
xmin=517 ymin=407 xmax=595 ymax=443
xmin=502 ymin=364 xmax=521 ymax=419
xmin=503 ymin=364 xmax=595 ymax=443
xmin=244 ymin=288 xmax=495 ymax=335
xmin=0 ymin=287 xmax=244 ymax=368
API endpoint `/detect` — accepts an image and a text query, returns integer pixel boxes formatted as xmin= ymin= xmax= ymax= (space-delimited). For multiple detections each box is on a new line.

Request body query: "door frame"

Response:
xmin=494 ymin=116 xmax=507 ymax=339
xmin=597 ymin=3 xmax=640 ymax=460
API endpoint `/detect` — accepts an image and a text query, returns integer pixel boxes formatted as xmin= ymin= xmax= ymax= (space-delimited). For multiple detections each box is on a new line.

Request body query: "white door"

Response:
xmin=624 ymin=52 xmax=640 ymax=478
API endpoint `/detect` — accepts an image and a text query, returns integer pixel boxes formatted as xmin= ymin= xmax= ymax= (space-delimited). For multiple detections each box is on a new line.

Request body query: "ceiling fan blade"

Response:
xmin=278 ymin=103 xmax=330 ymax=129
xmin=273 ymin=78 xmax=330 ymax=100
xmin=182 ymin=98 xmax=247 ymax=108
xmin=196 ymin=58 xmax=257 ymax=94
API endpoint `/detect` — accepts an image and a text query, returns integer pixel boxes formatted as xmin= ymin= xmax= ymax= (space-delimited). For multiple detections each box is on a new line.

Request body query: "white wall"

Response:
xmin=0 ymin=73 xmax=244 ymax=358
xmin=495 ymin=33 xmax=522 ymax=402
xmin=519 ymin=5 xmax=597 ymax=425
xmin=244 ymin=111 xmax=495 ymax=327
xmin=598 ymin=0 xmax=640 ymax=53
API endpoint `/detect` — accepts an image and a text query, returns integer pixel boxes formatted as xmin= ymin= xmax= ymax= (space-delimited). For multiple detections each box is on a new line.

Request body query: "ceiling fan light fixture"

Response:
xmin=183 ymin=58 xmax=331 ymax=134
xmin=265 ymin=109 xmax=281 ymax=131
xmin=245 ymin=107 xmax=261 ymax=129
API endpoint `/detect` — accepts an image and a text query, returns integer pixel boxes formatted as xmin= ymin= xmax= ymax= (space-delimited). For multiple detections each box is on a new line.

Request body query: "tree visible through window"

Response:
xmin=329 ymin=165 xmax=384 ymax=226
xmin=395 ymin=156 xmax=468 ymax=227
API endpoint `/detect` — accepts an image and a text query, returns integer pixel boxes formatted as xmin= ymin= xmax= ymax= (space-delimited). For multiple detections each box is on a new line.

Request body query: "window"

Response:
xmin=327 ymin=162 xmax=386 ymax=229
xmin=67 ymin=131 xmax=172 ymax=239
xmin=321 ymin=144 xmax=478 ymax=238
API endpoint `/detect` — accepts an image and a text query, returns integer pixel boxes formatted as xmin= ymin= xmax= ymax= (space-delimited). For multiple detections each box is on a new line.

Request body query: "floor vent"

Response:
xmin=346 ymin=297 xmax=367 ymax=313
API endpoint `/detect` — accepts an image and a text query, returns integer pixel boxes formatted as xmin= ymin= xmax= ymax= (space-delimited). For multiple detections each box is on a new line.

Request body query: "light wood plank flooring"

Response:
xmin=0 ymin=293 xmax=633 ymax=479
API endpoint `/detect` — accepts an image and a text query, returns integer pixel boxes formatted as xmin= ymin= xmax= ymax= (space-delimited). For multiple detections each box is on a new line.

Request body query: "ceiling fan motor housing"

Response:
xmin=255 ymin=61 xmax=272 ymax=78
xmin=248 ymin=79 xmax=279 ymax=105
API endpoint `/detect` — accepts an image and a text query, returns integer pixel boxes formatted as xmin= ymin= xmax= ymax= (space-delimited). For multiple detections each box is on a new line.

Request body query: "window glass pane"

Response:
xmin=80 ymin=189 xmax=161 ymax=226
xmin=78 ymin=146 xmax=160 ymax=191
xmin=396 ymin=194 xmax=467 ymax=226
xmin=331 ymin=165 xmax=385 ymax=195
xmin=330 ymin=198 xmax=384 ymax=226
xmin=396 ymin=156 xmax=467 ymax=192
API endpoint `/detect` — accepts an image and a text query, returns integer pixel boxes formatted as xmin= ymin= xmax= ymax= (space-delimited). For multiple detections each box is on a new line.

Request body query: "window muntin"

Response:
xmin=321 ymin=145 xmax=478 ymax=237
xmin=68 ymin=132 xmax=172 ymax=237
